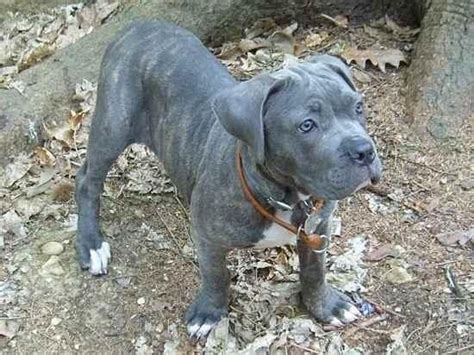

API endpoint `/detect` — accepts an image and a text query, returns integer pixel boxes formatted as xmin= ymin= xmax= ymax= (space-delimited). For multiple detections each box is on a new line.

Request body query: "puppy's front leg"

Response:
xmin=186 ymin=238 xmax=229 ymax=339
xmin=298 ymin=221 xmax=361 ymax=327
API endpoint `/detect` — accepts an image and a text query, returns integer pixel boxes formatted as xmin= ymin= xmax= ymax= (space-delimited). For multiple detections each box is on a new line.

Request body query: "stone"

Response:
xmin=41 ymin=241 xmax=64 ymax=255
xmin=41 ymin=256 xmax=65 ymax=276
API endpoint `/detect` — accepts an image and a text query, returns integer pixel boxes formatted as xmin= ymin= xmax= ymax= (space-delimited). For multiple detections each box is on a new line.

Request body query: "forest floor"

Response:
xmin=0 ymin=1 xmax=473 ymax=354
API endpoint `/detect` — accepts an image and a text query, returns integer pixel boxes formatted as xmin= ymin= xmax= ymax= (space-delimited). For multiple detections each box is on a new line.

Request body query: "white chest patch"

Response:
xmin=254 ymin=210 xmax=297 ymax=248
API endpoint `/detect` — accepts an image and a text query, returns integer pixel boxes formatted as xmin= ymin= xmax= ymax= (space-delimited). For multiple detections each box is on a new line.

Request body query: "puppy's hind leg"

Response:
xmin=75 ymin=80 xmax=144 ymax=275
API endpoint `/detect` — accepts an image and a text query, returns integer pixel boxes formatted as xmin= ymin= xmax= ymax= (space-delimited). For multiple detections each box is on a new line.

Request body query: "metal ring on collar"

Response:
xmin=296 ymin=225 xmax=331 ymax=253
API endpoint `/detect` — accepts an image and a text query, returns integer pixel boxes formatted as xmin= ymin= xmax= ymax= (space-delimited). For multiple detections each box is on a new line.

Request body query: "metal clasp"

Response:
xmin=296 ymin=225 xmax=331 ymax=254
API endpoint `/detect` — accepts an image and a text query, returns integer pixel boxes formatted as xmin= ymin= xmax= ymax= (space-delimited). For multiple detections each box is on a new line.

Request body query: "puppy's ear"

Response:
xmin=212 ymin=76 xmax=285 ymax=164
xmin=307 ymin=54 xmax=356 ymax=91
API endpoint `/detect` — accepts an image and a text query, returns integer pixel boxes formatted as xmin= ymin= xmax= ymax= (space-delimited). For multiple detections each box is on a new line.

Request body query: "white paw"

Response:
xmin=89 ymin=242 xmax=111 ymax=275
xmin=187 ymin=321 xmax=218 ymax=340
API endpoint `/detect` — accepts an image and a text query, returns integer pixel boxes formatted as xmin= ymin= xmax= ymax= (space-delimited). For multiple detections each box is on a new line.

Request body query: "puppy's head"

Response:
xmin=213 ymin=55 xmax=382 ymax=200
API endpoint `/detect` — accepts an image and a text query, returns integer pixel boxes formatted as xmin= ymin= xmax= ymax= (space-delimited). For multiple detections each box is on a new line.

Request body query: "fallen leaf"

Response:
xmin=304 ymin=32 xmax=328 ymax=48
xmin=9 ymin=80 xmax=26 ymax=95
xmin=24 ymin=167 xmax=57 ymax=198
xmin=321 ymin=14 xmax=349 ymax=28
xmin=352 ymin=68 xmax=372 ymax=83
xmin=436 ymin=229 xmax=473 ymax=246
xmin=327 ymin=236 xmax=367 ymax=292
xmin=0 ymin=319 xmax=19 ymax=338
xmin=386 ymin=326 xmax=407 ymax=355
xmin=460 ymin=177 xmax=474 ymax=190
xmin=384 ymin=260 xmax=413 ymax=284
xmin=341 ymin=47 xmax=407 ymax=73
xmin=363 ymin=24 xmax=383 ymax=39
xmin=34 ymin=146 xmax=56 ymax=166
xmin=238 ymin=38 xmax=270 ymax=53
xmin=14 ymin=197 xmax=45 ymax=220
xmin=269 ymin=31 xmax=295 ymax=54
xmin=18 ymin=44 xmax=56 ymax=72
xmin=43 ymin=122 xmax=74 ymax=147
xmin=0 ymin=210 xmax=28 ymax=239
xmin=245 ymin=18 xmax=277 ymax=39
xmin=0 ymin=155 xmax=32 ymax=188
xmin=384 ymin=15 xmax=420 ymax=39
xmin=365 ymin=244 xmax=400 ymax=261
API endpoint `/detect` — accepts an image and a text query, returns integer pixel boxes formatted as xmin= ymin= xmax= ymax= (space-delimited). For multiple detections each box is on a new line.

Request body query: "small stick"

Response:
xmin=174 ymin=194 xmax=190 ymax=221
xmin=157 ymin=210 xmax=198 ymax=269
xmin=445 ymin=266 xmax=464 ymax=298
xmin=344 ymin=314 xmax=389 ymax=337
xmin=291 ymin=343 xmax=320 ymax=353
xmin=444 ymin=344 xmax=474 ymax=354
xmin=0 ymin=316 xmax=29 ymax=320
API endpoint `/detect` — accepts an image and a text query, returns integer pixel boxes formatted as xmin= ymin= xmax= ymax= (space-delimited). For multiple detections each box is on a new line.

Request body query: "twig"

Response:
xmin=174 ymin=194 xmax=190 ymax=221
xmin=290 ymin=343 xmax=320 ymax=353
xmin=157 ymin=210 xmax=198 ymax=270
xmin=111 ymin=274 xmax=136 ymax=280
xmin=344 ymin=314 xmax=389 ymax=337
xmin=0 ymin=316 xmax=29 ymax=320
xmin=418 ymin=325 xmax=453 ymax=353
xmin=445 ymin=266 xmax=464 ymax=298
xmin=398 ymin=157 xmax=456 ymax=176
xmin=444 ymin=344 xmax=474 ymax=354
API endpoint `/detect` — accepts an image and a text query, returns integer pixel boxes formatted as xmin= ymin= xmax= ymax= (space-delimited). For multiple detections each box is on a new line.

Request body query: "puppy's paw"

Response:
xmin=89 ymin=241 xmax=111 ymax=275
xmin=76 ymin=239 xmax=111 ymax=275
xmin=303 ymin=285 xmax=361 ymax=327
xmin=185 ymin=293 xmax=227 ymax=341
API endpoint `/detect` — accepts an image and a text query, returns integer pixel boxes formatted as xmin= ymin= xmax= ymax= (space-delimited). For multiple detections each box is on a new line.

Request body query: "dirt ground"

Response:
xmin=1 ymin=3 xmax=473 ymax=354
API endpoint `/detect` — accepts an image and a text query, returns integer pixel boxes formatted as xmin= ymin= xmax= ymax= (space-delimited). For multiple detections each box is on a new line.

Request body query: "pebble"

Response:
xmin=51 ymin=317 xmax=62 ymax=326
xmin=41 ymin=256 xmax=65 ymax=276
xmin=137 ymin=297 xmax=145 ymax=305
xmin=385 ymin=266 xmax=413 ymax=284
xmin=41 ymin=242 xmax=64 ymax=255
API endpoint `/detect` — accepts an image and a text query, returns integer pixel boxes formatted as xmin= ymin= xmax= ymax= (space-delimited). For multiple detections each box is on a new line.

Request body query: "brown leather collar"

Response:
xmin=236 ymin=143 xmax=327 ymax=250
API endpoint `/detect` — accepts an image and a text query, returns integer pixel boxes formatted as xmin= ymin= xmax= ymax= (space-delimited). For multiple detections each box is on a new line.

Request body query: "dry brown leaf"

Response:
xmin=68 ymin=110 xmax=87 ymax=131
xmin=43 ymin=122 xmax=74 ymax=148
xmin=238 ymin=38 xmax=270 ymax=53
xmin=304 ymin=32 xmax=328 ymax=49
xmin=352 ymin=68 xmax=372 ymax=84
xmin=1 ymin=155 xmax=32 ymax=187
xmin=34 ymin=147 xmax=56 ymax=167
xmin=341 ymin=47 xmax=407 ymax=73
xmin=321 ymin=14 xmax=348 ymax=28
xmin=244 ymin=18 xmax=277 ymax=39
xmin=436 ymin=229 xmax=473 ymax=246
xmin=0 ymin=319 xmax=19 ymax=338
xmin=0 ymin=210 xmax=27 ymax=239
xmin=18 ymin=44 xmax=56 ymax=72
xmin=364 ymin=244 xmax=399 ymax=262
xmin=384 ymin=15 xmax=420 ymax=39
xmin=217 ymin=42 xmax=242 ymax=60
xmin=269 ymin=31 xmax=295 ymax=54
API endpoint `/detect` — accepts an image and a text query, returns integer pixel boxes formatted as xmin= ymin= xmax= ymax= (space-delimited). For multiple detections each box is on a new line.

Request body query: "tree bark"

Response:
xmin=406 ymin=0 xmax=474 ymax=142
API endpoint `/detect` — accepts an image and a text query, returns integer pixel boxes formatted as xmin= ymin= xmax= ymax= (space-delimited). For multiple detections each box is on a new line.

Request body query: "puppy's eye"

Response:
xmin=355 ymin=102 xmax=364 ymax=114
xmin=298 ymin=119 xmax=318 ymax=133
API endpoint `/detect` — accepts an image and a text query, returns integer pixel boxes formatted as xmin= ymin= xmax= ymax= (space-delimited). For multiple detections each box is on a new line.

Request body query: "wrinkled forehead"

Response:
xmin=270 ymin=63 xmax=362 ymax=107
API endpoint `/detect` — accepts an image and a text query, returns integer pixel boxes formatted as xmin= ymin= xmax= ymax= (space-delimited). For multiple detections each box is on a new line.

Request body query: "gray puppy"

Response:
xmin=75 ymin=21 xmax=382 ymax=339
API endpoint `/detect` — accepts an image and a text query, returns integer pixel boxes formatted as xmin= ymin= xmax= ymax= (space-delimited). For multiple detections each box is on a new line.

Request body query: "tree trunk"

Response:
xmin=406 ymin=0 xmax=474 ymax=142
xmin=0 ymin=0 xmax=418 ymax=161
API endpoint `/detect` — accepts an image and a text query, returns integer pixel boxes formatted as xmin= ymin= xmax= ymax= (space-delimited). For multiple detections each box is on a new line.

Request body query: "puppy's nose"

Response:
xmin=345 ymin=136 xmax=375 ymax=165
